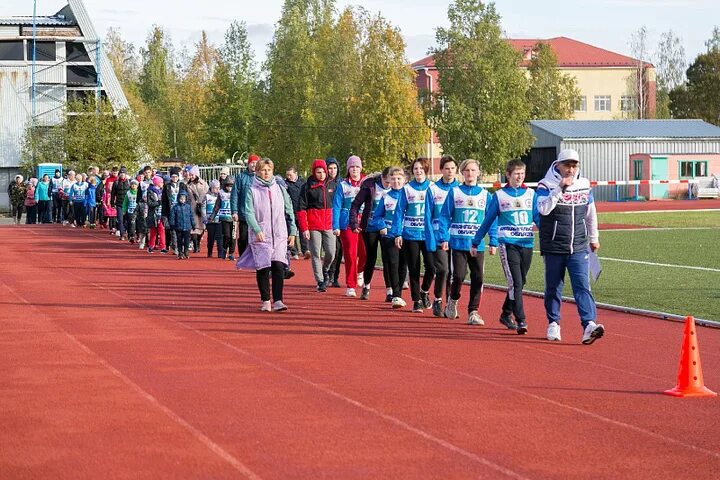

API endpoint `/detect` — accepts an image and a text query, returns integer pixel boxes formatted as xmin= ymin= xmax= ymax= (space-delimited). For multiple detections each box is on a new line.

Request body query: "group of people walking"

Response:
xmin=8 ymin=148 xmax=605 ymax=344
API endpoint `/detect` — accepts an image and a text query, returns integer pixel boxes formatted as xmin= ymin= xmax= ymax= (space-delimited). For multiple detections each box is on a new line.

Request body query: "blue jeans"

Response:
xmin=543 ymin=251 xmax=597 ymax=327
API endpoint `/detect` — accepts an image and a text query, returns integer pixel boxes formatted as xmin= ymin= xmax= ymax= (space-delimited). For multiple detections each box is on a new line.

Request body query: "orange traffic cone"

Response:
xmin=664 ymin=316 xmax=717 ymax=398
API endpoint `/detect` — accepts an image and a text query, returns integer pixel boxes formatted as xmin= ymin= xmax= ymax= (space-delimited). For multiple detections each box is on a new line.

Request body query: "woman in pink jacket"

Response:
xmin=236 ymin=158 xmax=297 ymax=312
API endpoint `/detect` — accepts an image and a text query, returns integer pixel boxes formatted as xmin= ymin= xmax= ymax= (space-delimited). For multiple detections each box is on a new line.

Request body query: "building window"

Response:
xmin=594 ymin=95 xmax=611 ymax=112
xmin=0 ymin=41 xmax=24 ymax=61
xmin=67 ymin=65 xmax=98 ymax=86
xmin=66 ymin=42 xmax=91 ymax=62
xmin=679 ymin=161 xmax=708 ymax=178
xmin=26 ymin=41 xmax=56 ymax=62
xmin=620 ymin=95 xmax=635 ymax=112
xmin=575 ymin=96 xmax=587 ymax=112
xmin=633 ymin=160 xmax=643 ymax=180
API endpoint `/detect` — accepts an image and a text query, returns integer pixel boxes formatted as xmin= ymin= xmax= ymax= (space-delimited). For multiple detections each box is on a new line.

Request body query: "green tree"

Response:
xmin=21 ymin=99 xmax=146 ymax=174
xmin=260 ymin=0 xmax=334 ymax=170
xmin=654 ymin=30 xmax=686 ymax=119
xmin=429 ymin=0 xmax=532 ymax=174
xmin=204 ymin=21 xmax=259 ymax=159
xmin=526 ymin=42 xmax=580 ymax=120
xmin=351 ymin=12 xmax=426 ymax=171
xmin=705 ymin=26 xmax=720 ymax=52
xmin=669 ymin=49 xmax=720 ymax=125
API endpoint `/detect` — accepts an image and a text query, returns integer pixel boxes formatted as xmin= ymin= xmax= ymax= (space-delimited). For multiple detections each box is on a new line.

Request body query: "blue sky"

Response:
xmin=5 ymin=0 xmax=719 ymax=65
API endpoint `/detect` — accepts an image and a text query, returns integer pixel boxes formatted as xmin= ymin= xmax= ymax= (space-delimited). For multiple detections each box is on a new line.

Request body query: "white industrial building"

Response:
xmin=0 ymin=0 xmax=128 ymax=209
xmin=523 ymin=120 xmax=720 ymax=200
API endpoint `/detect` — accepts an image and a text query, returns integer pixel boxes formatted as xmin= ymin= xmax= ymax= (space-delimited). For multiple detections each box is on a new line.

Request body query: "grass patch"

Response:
xmin=598 ymin=211 xmax=720 ymax=228
xmin=482 ymin=229 xmax=720 ymax=321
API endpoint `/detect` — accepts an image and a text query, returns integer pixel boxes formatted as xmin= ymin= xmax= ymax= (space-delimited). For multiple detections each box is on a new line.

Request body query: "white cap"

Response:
xmin=557 ymin=149 xmax=579 ymax=163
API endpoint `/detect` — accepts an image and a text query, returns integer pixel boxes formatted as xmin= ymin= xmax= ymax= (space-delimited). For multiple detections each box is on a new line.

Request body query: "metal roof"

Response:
xmin=0 ymin=16 xmax=76 ymax=26
xmin=531 ymin=120 xmax=720 ymax=139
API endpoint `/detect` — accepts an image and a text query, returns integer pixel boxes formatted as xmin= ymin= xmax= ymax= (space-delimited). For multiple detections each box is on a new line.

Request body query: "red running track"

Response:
xmin=1 ymin=225 xmax=718 ymax=479
xmin=596 ymin=198 xmax=720 ymax=212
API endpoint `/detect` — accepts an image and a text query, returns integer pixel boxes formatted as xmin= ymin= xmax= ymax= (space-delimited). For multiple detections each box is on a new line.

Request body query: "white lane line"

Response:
xmin=52 ymin=264 xmax=529 ymax=479
xmin=0 ymin=281 xmax=262 ymax=480
xmin=354 ymin=339 xmax=720 ymax=461
xmin=528 ymin=249 xmax=720 ymax=273
xmin=603 ymin=209 xmax=720 ymax=214
xmin=600 ymin=227 xmax=720 ymax=231
xmin=600 ymin=257 xmax=720 ymax=273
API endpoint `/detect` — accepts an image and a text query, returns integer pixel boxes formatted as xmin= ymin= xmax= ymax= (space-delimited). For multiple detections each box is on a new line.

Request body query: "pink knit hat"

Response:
xmin=346 ymin=155 xmax=362 ymax=173
xmin=152 ymin=175 xmax=164 ymax=187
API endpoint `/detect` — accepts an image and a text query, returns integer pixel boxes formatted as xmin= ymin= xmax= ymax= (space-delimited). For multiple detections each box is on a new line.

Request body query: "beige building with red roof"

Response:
xmin=412 ymin=37 xmax=657 ymax=173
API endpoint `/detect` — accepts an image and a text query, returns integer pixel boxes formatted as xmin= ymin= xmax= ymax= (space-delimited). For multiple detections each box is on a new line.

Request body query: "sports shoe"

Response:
xmin=304 ymin=251 xmax=311 ymax=260
xmin=115 ymin=230 xmax=121 ymax=237
xmin=516 ymin=321 xmax=528 ymax=335
xmin=346 ymin=288 xmax=356 ymax=297
xmin=261 ymin=301 xmax=272 ymax=312
xmin=582 ymin=321 xmax=605 ymax=345
xmin=147 ymin=248 xmax=154 ymax=254
xmin=357 ymin=272 xmax=364 ymax=288
xmin=420 ymin=291 xmax=431 ymax=309
xmin=444 ymin=298 xmax=459 ymax=319
xmin=360 ymin=286 xmax=370 ymax=300
xmin=160 ymin=248 xmax=168 ymax=254
xmin=432 ymin=299 xmax=443 ymax=317
xmin=385 ymin=293 xmax=393 ymax=303
xmin=412 ymin=300 xmax=423 ymax=313
xmin=284 ymin=269 xmax=295 ymax=279
xmin=272 ymin=300 xmax=288 ymax=312
xmin=391 ymin=297 xmax=406 ymax=308
xmin=547 ymin=322 xmax=561 ymax=342
xmin=467 ymin=311 xmax=484 ymax=326
xmin=499 ymin=314 xmax=518 ymax=330
xmin=228 ymin=254 xmax=235 ymax=261
xmin=317 ymin=281 xmax=327 ymax=292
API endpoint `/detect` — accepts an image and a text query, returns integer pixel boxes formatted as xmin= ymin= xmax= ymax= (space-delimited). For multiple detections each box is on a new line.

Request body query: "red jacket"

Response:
xmin=297 ymin=160 xmax=336 ymax=232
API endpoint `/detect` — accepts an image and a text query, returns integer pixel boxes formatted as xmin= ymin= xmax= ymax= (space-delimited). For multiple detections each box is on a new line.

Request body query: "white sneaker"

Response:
xmin=444 ymin=298 xmax=459 ymax=319
xmin=547 ymin=322 xmax=561 ymax=341
xmin=260 ymin=301 xmax=272 ymax=312
xmin=346 ymin=288 xmax=357 ymax=297
xmin=357 ymin=272 xmax=364 ymax=288
xmin=272 ymin=300 xmax=288 ymax=312
xmin=467 ymin=311 xmax=484 ymax=326
xmin=115 ymin=230 xmax=121 ymax=237
xmin=582 ymin=321 xmax=605 ymax=345
xmin=391 ymin=297 xmax=406 ymax=308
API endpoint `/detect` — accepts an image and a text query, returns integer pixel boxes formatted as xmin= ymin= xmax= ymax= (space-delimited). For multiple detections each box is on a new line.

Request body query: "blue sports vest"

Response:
xmin=496 ymin=188 xmax=535 ymax=247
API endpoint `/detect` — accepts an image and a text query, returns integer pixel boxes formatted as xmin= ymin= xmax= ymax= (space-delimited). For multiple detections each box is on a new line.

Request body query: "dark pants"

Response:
xmin=38 ymin=200 xmax=51 ymax=223
xmin=207 ymin=223 xmax=225 ymax=258
xmin=63 ymin=199 xmax=73 ymax=224
xmin=236 ymin=219 xmax=249 ymax=257
xmin=543 ymin=251 xmax=597 ymax=328
xmin=451 ymin=250 xmax=484 ymax=314
xmin=330 ymin=236 xmax=343 ymax=282
xmin=26 ymin=205 xmax=37 ymax=224
xmin=52 ymin=193 xmax=63 ymax=222
xmin=73 ymin=202 xmax=86 ymax=226
xmin=256 ymin=261 xmax=285 ymax=302
xmin=176 ymin=229 xmax=191 ymax=256
xmin=362 ymin=231 xmax=390 ymax=288
xmin=433 ymin=248 xmax=452 ymax=301
xmin=124 ymin=212 xmax=137 ymax=239
xmin=87 ymin=206 xmax=97 ymax=225
xmin=13 ymin=204 xmax=23 ymax=222
xmin=499 ymin=244 xmax=533 ymax=322
xmin=382 ymin=237 xmax=407 ymax=298
xmin=221 ymin=221 xmax=234 ymax=257
xmin=402 ymin=239 xmax=435 ymax=302
xmin=117 ymin=208 xmax=126 ymax=237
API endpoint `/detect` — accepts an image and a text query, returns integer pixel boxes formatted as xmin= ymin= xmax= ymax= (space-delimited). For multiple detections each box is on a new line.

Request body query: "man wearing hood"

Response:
xmin=536 ymin=149 xmax=604 ymax=345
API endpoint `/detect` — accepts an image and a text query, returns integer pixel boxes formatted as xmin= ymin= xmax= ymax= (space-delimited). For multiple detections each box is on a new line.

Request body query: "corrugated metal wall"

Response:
xmin=0 ymin=68 xmax=31 ymax=169
xmin=562 ymin=139 xmax=720 ymax=200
